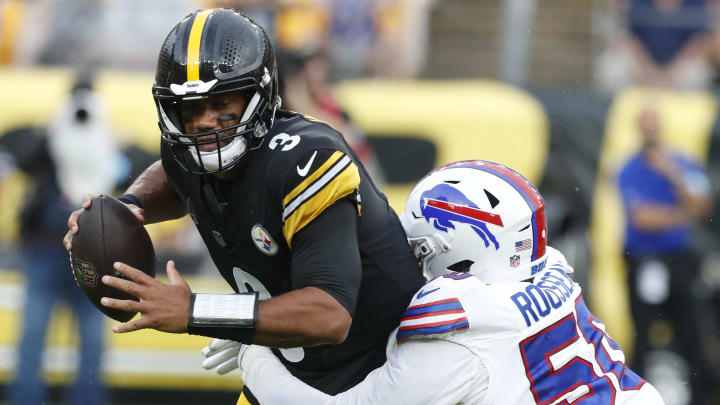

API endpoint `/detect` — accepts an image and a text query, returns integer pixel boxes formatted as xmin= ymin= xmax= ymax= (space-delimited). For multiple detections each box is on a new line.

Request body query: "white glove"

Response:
xmin=201 ymin=339 xmax=242 ymax=375
xmin=237 ymin=344 xmax=275 ymax=380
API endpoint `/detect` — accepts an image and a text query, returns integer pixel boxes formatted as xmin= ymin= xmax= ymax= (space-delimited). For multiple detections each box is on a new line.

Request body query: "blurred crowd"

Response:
xmin=0 ymin=0 xmax=435 ymax=79
xmin=598 ymin=0 xmax=720 ymax=92
xmin=4 ymin=0 xmax=720 ymax=92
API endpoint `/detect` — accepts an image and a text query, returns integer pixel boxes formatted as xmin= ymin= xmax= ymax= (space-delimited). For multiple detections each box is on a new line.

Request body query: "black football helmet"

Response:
xmin=153 ymin=9 xmax=280 ymax=174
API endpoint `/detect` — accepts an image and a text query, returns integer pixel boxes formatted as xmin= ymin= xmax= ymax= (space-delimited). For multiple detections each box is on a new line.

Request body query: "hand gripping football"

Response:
xmin=69 ymin=195 xmax=156 ymax=322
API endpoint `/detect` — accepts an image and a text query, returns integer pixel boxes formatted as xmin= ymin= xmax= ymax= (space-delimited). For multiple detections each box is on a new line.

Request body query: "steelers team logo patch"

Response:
xmin=251 ymin=224 xmax=278 ymax=256
xmin=71 ymin=258 xmax=98 ymax=287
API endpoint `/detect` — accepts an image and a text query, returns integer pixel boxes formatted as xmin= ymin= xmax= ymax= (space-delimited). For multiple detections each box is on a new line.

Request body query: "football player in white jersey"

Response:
xmin=204 ymin=160 xmax=665 ymax=405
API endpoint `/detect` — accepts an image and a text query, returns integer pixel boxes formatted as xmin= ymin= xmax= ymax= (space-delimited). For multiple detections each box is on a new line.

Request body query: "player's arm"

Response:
xmin=100 ymin=200 xmax=359 ymax=344
xmin=243 ymin=148 xmax=364 ymax=346
xmin=187 ymin=199 xmax=361 ymax=347
xmin=101 ymin=149 xmax=361 ymax=346
xmin=251 ymin=199 xmax=359 ymax=346
xmin=189 ymin=148 xmax=363 ymax=346
xmin=239 ymin=339 xmax=487 ymax=404
xmin=123 ymin=160 xmax=186 ymax=223
xmin=64 ymin=160 xmax=185 ymax=250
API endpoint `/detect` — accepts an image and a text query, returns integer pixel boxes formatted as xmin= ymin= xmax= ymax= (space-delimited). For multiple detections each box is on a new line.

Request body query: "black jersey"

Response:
xmin=161 ymin=110 xmax=424 ymax=394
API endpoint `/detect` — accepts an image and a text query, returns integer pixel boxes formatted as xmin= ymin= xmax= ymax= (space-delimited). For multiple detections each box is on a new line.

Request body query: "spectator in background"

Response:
xmin=598 ymin=0 xmax=713 ymax=92
xmin=202 ymin=0 xmax=278 ymax=41
xmin=274 ymin=0 xmax=327 ymax=51
xmin=618 ymin=104 xmax=713 ymax=404
xmin=327 ymin=0 xmax=376 ymax=79
xmin=0 ymin=73 xmax=127 ymax=405
xmin=226 ymin=0 xmax=416 ymax=79
xmin=278 ymin=46 xmax=386 ymax=183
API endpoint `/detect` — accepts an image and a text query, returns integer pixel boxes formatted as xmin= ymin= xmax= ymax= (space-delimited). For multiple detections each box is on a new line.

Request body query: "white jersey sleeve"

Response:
xmin=239 ymin=338 xmax=487 ymax=405
xmin=238 ymin=276 xmax=489 ymax=405
xmin=395 ymin=273 xmax=474 ymax=343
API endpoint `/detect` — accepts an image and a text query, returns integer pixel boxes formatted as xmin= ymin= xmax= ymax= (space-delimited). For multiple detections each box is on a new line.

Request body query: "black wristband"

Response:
xmin=118 ymin=193 xmax=144 ymax=210
xmin=187 ymin=292 xmax=258 ymax=344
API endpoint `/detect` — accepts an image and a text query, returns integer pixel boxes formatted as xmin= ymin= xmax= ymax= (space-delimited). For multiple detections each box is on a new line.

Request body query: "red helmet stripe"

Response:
xmin=426 ymin=198 xmax=504 ymax=227
xmin=437 ymin=161 xmax=547 ymax=260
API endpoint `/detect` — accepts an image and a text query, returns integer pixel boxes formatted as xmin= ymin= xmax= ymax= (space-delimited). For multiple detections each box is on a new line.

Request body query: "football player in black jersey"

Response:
xmin=63 ymin=8 xmax=424 ymax=403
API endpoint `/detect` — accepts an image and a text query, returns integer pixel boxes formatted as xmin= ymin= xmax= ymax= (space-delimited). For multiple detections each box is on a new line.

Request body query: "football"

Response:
xmin=69 ymin=195 xmax=156 ymax=322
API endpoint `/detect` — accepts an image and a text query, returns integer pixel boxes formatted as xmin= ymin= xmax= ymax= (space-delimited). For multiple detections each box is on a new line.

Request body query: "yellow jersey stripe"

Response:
xmin=301 ymin=113 xmax=330 ymax=126
xmin=283 ymin=150 xmax=344 ymax=207
xmin=283 ymin=154 xmax=351 ymax=221
xmin=236 ymin=393 xmax=252 ymax=405
xmin=283 ymin=162 xmax=360 ymax=248
xmin=186 ymin=9 xmax=214 ymax=82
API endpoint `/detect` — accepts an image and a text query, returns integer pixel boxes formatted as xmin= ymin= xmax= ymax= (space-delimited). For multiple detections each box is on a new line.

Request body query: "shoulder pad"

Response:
xmin=268 ymin=112 xmax=348 ymax=160
xmin=396 ymin=275 xmax=471 ymax=344
xmin=265 ymin=119 xmax=360 ymax=248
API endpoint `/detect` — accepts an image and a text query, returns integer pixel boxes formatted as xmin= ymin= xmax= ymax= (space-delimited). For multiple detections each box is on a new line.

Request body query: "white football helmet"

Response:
xmin=400 ymin=160 xmax=548 ymax=283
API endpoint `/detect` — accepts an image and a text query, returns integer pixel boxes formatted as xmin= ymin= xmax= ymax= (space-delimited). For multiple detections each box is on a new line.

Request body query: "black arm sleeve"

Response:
xmin=290 ymin=198 xmax=362 ymax=316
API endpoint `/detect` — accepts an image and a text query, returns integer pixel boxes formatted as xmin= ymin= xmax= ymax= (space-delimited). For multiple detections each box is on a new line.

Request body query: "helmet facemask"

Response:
xmin=408 ymin=234 xmax=449 ymax=280
xmin=156 ymin=80 xmax=272 ymax=174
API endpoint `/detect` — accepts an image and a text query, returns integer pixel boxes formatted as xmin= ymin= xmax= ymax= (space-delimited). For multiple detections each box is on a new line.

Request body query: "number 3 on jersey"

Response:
xmin=233 ymin=267 xmax=271 ymax=300
xmin=268 ymin=133 xmax=300 ymax=151
xmin=519 ymin=297 xmax=645 ymax=404
xmin=232 ymin=267 xmax=305 ymax=363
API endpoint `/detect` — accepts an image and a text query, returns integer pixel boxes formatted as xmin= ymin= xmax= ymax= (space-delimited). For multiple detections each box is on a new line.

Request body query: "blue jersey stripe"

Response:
xmin=396 ymin=319 xmax=470 ymax=342
xmin=402 ymin=300 xmax=464 ymax=318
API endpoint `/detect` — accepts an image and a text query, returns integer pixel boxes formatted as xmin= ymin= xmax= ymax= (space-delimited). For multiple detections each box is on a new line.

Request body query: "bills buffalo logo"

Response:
xmin=252 ymin=224 xmax=278 ymax=255
xmin=420 ymin=184 xmax=503 ymax=250
xmin=72 ymin=258 xmax=98 ymax=287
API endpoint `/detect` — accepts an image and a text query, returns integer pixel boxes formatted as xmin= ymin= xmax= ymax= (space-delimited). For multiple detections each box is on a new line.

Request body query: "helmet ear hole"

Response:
xmin=447 ymin=260 xmax=474 ymax=273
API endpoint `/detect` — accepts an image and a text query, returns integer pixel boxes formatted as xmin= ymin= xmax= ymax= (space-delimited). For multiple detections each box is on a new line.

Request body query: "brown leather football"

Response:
xmin=69 ymin=195 xmax=156 ymax=322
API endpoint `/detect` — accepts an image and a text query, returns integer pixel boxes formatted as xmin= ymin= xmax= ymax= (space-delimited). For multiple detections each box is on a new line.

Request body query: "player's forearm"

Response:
xmin=125 ymin=160 xmax=186 ymax=224
xmin=252 ymin=287 xmax=352 ymax=348
xmin=240 ymin=346 xmax=332 ymax=404
xmin=239 ymin=339 xmax=485 ymax=405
